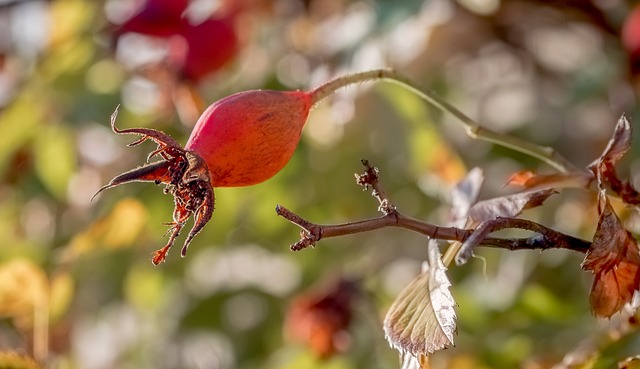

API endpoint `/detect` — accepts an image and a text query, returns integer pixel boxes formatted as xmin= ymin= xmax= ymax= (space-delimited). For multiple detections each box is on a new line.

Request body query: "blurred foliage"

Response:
xmin=0 ymin=0 xmax=639 ymax=368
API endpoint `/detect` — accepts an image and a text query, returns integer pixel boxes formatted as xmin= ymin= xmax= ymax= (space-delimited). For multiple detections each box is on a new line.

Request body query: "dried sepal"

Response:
xmin=94 ymin=106 xmax=215 ymax=265
xmin=384 ymin=241 xmax=456 ymax=358
xmin=582 ymin=190 xmax=640 ymax=318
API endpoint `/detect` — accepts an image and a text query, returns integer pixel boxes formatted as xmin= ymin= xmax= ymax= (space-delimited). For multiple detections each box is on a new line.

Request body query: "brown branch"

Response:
xmin=355 ymin=159 xmax=396 ymax=214
xmin=277 ymin=160 xmax=592 ymax=261
xmin=455 ymin=217 xmax=591 ymax=265
xmin=276 ymin=205 xmax=591 ymax=255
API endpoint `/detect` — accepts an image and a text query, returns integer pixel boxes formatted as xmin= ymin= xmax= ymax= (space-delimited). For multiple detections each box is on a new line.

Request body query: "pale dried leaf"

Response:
xmin=468 ymin=189 xmax=557 ymax=225
xmin=384 ymin=241 xmax=456 ymax=357
xmin=582 ymin=190 xmax=640 ymax=318
xmin=619 ymin=356 xmax=640 ymax=369
xmin=401 ymin=353 xmax=430 ymax=369
xmin=450 ymin=167 xmax=484 ymax=227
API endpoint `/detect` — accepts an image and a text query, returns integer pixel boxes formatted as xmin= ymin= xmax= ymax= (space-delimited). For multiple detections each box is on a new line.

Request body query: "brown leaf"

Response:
xmin=468 ymin=189 xmax=558 ymax=225
xmin=588 ymin=115 xmax=640 ymax=205
xmin=505 ymin=170 xmax=593 ymax=191
xmin=384 ymin=241 xmax=456 ymax=357
xmin=582 ymin=190 xmax=640 ymax=318
xmin=590 ymin=114 xmax=632 ymax=170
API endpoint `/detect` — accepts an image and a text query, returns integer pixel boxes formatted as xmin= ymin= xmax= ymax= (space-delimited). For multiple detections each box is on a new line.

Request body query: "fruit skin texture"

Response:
xmin=185 ymin=89 xmax=312 ymax=187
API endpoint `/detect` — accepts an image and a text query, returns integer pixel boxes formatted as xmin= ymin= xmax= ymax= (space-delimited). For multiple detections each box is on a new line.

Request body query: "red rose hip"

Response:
xmin=185 ymin=90 xmax=312 ymax=186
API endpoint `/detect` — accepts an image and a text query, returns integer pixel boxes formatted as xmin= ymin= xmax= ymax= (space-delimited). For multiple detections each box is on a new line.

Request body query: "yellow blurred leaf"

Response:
xmin=49 ymin=0 xmax=95 ymax=46
xmin=0 ymin=98 xmax=43 ymax=177
xmin=445 ymin=355 xmax=491 ymax=369
xmin=66 ymin=198 xmax=147 ymax=259
xmin=33 ymin=125 xmax=76 ymax=199
xmin=0 ymin=259 xmax=48 ymax=329
xmin=48 ymin=272 xmax=74 ymax=323
xmin=0 ymin=351 xmax=42 ymax=369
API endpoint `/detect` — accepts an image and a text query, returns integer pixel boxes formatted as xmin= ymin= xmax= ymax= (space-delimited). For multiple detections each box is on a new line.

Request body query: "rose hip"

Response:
xmin=185 ymin=90 xmax=312 ymax=186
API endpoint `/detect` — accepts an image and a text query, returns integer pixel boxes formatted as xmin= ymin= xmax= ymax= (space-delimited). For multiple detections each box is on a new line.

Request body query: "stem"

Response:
xmin=310 ymin=69 xmax=578 ymax=173
xmin=276 ymin=205 xmax=592 ymax=255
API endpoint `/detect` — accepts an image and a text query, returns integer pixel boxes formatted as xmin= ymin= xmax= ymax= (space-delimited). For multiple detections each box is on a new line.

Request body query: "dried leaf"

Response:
xmin=582 ymin=190 xmax=640 ymax=318
xmin=590 ymin=115 xmax=632 ymax=170
xmin=49 ymin=272 xmax=74 ymax=323
xmin=468 ymin=189 xmax=558 ymax=225
xmin=619 ymin=356 xmax=640 ymax=369
xmin=384 ymin=241 xmax=456 ymax=357
xmin=400 ymin=353 xmax=430 ymax=369
xmin=449 ymin=167 xmax=484 ymax=227
xmin=588 ymin=115 xmax=640 ymax=205
xmin=505 ymin=170 xmax=593 ymax=191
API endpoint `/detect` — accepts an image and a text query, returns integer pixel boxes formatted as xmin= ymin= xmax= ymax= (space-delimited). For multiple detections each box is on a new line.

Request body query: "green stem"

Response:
xmin=310 ymin=68 xmax=578 ymax=173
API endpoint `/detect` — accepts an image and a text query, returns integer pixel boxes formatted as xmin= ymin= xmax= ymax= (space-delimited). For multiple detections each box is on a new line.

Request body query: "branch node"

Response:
xmin=291 ymin=230 xmax=317 ymax=251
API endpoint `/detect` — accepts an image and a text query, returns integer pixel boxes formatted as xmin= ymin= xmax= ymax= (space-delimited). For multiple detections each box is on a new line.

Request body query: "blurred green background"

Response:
xmin=0 ymin=0 xmax=639 ymax=368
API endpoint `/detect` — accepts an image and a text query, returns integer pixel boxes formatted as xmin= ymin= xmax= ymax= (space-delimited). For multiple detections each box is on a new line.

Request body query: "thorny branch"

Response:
xmin=276 ymin=161 xmax=591 ymax=260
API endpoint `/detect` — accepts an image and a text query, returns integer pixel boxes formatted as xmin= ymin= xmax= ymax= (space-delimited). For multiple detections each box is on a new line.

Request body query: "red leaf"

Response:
xmin=582 ymin=190 xmax=640 ymax=318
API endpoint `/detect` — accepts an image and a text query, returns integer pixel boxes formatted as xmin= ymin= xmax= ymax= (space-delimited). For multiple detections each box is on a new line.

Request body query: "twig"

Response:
xmin=277 ymin=160 xmax=591 ymax=259
xmin=276 ymin=205 xmax=591 ymax=254
xmin=355 ymin=159 xmax=395 ymax=214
